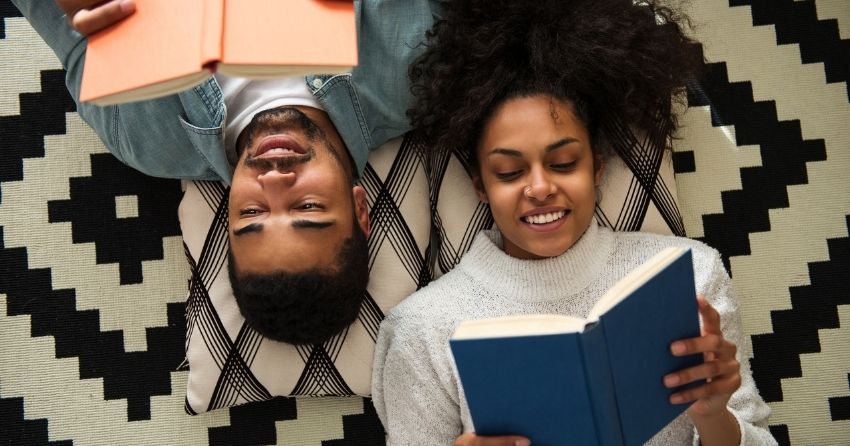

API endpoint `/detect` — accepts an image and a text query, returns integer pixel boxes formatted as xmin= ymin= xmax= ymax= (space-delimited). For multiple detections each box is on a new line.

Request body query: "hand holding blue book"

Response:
xmin=450 ymin=247 xmax=702 ymax=446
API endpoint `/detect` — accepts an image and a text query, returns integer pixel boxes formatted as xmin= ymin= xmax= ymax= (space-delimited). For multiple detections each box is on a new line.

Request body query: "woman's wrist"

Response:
xmin=690 ymin=406 xmax=742 ymax=446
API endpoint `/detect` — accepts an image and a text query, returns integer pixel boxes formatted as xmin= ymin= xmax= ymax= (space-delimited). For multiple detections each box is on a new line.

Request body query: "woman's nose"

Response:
xmin=526 ymin=171 xmax=555 ymax=201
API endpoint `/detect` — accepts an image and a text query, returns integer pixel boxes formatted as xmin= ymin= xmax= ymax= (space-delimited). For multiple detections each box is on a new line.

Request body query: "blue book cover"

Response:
xmin=450 ymin=248 xmax=702 ymax=446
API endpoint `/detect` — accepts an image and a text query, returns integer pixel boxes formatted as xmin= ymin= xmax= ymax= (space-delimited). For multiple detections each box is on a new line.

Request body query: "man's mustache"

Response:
xmin=244 ymin=149 xmax=315 ymax=171
xmin=237 ymin=106 xmax=325 ymax=157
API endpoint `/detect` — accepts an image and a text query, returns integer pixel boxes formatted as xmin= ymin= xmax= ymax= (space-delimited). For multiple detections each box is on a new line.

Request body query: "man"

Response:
xmin=13 ymin=0 xmax=441 ymax=345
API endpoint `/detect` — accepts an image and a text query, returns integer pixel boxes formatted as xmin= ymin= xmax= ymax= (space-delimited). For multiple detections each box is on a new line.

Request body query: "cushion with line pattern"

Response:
xmin=179 ymin=132 xmax=680 ymax=413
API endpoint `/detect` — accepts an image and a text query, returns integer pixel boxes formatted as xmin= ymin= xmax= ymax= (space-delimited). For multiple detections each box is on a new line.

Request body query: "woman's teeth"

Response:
xmin=523 ymin=211 xmax=566 ymax=225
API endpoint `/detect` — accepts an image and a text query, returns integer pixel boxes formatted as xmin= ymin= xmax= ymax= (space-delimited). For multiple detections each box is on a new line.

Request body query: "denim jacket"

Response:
xmin=13 ymin=0 xmax=442 ymax=185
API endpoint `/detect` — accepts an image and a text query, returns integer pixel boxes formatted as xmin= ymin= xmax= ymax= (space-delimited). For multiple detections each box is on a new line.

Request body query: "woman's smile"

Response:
xmin=520 ymin=208 xmax=570 ymax=232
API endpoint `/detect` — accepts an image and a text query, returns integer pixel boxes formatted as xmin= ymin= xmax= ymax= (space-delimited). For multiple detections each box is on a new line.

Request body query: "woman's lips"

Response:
xmin=520 ymin=209 xmax=570 ymax=232
xmin=254 ymin=134 xmax=306 ymax=159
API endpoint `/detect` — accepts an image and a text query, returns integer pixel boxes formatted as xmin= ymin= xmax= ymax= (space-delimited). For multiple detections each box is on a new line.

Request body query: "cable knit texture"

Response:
xmin=373 ymin=224 xmax=777 ymax=445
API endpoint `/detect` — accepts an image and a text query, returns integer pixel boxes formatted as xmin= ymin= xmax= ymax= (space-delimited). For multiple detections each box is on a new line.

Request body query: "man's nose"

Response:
xmin=257 ymin=169 xmax=297 ymax=190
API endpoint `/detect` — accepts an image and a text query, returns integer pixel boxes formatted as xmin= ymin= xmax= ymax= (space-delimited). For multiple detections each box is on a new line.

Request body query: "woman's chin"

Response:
xmin=505 ymin=242 xmax=571 ymax=260
xmin=532 ymin=246 xmax=570 ymax=259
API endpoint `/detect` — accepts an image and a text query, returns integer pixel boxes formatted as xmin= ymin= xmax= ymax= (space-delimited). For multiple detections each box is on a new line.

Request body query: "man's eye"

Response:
xmin=240 ymin=208 xmax=262 ymax=216
xmin=495 ymin=170 xmax=522 ymax=181
xmin=299 ymin=202 xmax=323 ymax=210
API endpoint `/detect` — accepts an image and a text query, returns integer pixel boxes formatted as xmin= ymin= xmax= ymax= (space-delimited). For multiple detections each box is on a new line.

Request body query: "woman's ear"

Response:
xmin=594 ymin=156 xmax=605 ymax=187
xmin=472 ymin=175 xmax=489 ymax=203
xmin=352 ymin=185 xmax=371 ymax=237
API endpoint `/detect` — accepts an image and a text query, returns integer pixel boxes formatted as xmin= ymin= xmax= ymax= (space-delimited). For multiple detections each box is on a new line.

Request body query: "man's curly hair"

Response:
xmin=408 ymin=0 xmax=703 ymax=168
xmin=228 ymin=223 xmax=369 ymax=345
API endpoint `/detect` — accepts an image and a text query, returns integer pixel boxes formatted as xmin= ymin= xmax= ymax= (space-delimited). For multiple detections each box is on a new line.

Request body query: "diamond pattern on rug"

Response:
xmin=208 ymin=398 xmax=298 ymax=446
xmin=0 ymin=69 xmax=73 ymax=185
xmin=47 ymin=153 xmax=183 ymax=284
xmin=0 ymin=0 xmax=21 ymax=38
xmin=731 ymin=0 xmax=850 ymax=99
xmin=686 ymin=59 xmax=828 ymax=271
xmin=0 ymin=396 xmax=72 ymax=446
xmin=750 ymin=217 xmax=850 ymax=401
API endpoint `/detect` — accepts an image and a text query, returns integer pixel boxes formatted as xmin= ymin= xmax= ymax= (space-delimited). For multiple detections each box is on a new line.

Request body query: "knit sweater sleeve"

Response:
xmin=373 ymin=309 xmax=465 ymax=445
xmin=692 ymin=249 xmax=777 ymax=446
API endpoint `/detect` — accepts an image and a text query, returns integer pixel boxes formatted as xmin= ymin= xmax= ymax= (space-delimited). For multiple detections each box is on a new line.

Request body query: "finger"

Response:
xmin=477 ymin=437 xmax=531 ymax=446
xmin=454 ymin=433 xmax=531 ymax=446
xmin=671 ymin=333 xmax=727 ymax=357
xmin=669 ymin=372 xmax=743 ymax=404
xmin=672 ymin=334 xmax=738 ymax=361
xmin=455 ymin=433 xmax=475 ymax=446
xmin=71 ymin=0 xmax=136 ymax=35
xmin=697 ymin=295 xmax=722 ymax=336
xmin=56 ymin=0 xmax=108 ymax=16
xmin=664 ymin=358 xmax=740 ymax=388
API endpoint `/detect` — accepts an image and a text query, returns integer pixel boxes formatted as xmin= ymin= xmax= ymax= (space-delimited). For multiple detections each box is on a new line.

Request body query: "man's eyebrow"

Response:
xmin=292 ymin=220 xmax=335 ymax=229
xmin=233 ymin=222 xmax=263 ymax=237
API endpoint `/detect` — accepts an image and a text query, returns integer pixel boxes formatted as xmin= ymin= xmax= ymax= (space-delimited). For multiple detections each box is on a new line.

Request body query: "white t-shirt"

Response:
xmin=215 ymin=74 xmax=324 ymax=156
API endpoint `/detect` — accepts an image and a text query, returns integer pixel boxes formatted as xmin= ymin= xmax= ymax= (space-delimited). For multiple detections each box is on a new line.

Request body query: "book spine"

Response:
xmin=201 ymin=0 xmax=225 ymax=68
xmin=580 ymin=321 xmax=625 ymax=446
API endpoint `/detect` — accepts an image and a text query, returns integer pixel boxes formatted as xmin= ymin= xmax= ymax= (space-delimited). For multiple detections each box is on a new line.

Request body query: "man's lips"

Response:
xmin=254 ymin=134 xmax=306 ymax=159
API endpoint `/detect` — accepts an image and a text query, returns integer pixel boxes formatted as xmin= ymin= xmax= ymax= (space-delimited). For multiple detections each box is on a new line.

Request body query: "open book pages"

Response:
xmin=451 ymin=314 xmax=588 ymax=339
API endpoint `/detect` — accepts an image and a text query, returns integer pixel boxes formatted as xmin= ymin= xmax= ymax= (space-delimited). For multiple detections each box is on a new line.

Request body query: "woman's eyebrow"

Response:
xmin=489 ymin=138 xmax=580 ymax=157
xmin=489 ymin=147 xmax=522 ymax=157
xmin=545 ymin=137 xmax=579 ymax=152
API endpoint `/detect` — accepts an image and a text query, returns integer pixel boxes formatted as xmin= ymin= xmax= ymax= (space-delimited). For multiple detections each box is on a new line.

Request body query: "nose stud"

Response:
xmin=524 ymin=185 xmax=533 ymax=199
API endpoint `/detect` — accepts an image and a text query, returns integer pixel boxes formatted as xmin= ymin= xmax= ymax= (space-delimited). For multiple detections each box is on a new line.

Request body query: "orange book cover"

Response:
xmin=220 ymin=0 xmax=358 ymax=77
xmin=80 ymin=0 xmax=357 ymax=106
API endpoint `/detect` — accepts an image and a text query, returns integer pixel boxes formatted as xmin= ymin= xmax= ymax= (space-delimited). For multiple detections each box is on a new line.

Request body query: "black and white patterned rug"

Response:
xmin=1 ymin=1 xmax=848 ymax=445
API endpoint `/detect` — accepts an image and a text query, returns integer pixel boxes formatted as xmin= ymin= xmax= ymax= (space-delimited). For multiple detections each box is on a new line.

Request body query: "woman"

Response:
xmin=373 ymin=0 xmax=777 ymax=445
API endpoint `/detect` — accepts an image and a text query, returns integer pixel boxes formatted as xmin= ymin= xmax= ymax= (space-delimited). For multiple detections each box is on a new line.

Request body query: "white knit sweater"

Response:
xmin=372 ymin=223 xmax=777 ymax=445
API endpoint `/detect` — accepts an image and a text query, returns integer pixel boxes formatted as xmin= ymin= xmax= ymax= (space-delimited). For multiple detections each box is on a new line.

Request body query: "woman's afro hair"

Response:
xmin=408 ymin=0 xmax=704 ymax=166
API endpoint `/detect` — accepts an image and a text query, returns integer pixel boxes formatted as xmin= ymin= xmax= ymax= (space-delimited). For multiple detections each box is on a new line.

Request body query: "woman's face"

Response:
xmin=474 ymin=95 xmax=603 ymax=259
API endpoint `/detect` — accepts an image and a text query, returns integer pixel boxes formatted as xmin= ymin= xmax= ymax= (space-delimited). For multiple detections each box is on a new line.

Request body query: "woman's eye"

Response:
xmin=551 ymin=161 xmax=577 ymax=171
xmin=240 ymin=208 xmax=262 ymax=216
xmin=495 ymin=170 xmax=522 ymax=181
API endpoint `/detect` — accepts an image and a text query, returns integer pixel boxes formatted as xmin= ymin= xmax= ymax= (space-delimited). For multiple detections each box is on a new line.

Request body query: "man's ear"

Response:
xmin=472 ymin=175 xmax=489 ymax=203
xmin=352 ymin=185 xmax=371 ymax=237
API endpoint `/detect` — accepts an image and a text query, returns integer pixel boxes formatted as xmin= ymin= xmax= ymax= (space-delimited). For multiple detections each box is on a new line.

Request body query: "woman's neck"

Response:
xmin=458 ymin=222 xmax=615 ymax=302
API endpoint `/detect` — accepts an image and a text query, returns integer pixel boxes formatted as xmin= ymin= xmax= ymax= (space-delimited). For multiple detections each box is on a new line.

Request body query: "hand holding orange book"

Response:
xmin=81 ymin=0 xmax=357 ymax=106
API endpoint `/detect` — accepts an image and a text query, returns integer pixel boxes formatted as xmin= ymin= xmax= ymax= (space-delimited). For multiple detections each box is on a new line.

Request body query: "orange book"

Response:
xmin=80 ymin=0 xmax=357 ymax=106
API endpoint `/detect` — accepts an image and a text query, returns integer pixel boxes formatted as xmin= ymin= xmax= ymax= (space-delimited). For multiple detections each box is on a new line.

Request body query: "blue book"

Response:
xmin=449 ymin=247 xmax=702 ymax=446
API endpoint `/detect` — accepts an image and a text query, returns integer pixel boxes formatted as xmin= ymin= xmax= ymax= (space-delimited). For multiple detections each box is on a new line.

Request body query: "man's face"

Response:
xmin=228 ymin=106 xmax=370 ymax=275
